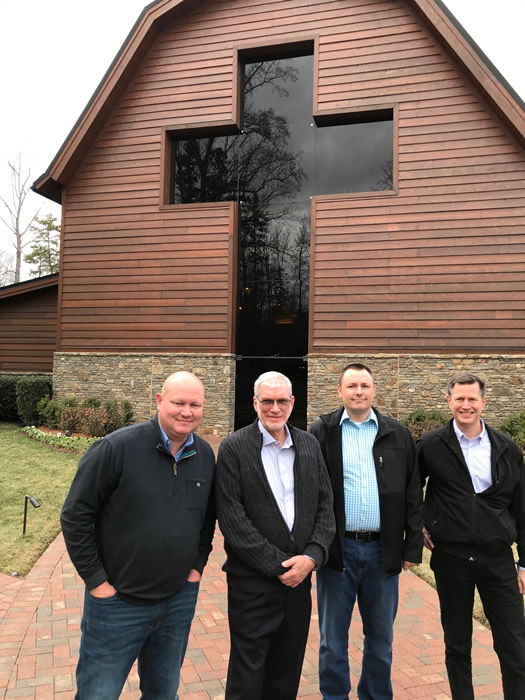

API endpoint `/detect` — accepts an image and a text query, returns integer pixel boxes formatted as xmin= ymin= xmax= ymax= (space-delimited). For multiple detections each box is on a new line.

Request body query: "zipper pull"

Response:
xmin=379 ymin=456 xmax=383 ymax=468
xmin=173 ymin=459 xmax=177 ymax=476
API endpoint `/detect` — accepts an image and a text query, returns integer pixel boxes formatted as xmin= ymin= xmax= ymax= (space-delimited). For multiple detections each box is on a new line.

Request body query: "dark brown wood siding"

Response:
xmin=59 ymin=0 xmax=525 ymax=353
xmin=0 ymin=286 xmax=57 ymax=372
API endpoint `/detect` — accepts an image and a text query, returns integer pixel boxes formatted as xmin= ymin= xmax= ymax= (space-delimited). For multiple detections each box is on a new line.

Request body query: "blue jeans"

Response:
xmin=316 ymin=538 xmax=399 ymax=700
xmin=75 ymin=580 xmax=199 ymax=699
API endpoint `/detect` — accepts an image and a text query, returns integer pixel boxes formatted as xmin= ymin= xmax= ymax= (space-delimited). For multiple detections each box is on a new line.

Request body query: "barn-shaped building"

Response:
xmin=33 ymin=0 xmax=525 ymax=432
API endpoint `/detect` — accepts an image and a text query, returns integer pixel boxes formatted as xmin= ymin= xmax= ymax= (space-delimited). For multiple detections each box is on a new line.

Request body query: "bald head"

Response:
xmin=156 ymin=371 xmax=205 ymax=445
xmin=161 ymin=371 xmax=205 ymax=397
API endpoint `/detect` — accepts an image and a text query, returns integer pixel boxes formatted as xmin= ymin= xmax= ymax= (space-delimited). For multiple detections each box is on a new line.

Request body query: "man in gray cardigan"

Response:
xmin=216 ymin=371 xmax=335 ymax=700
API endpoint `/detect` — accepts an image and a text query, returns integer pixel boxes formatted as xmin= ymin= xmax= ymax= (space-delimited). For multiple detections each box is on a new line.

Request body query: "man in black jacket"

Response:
xmin=216 ymin=371 xmax=335 ymax=700
xmin=310 ymin=362 xmax=423 ymax=700
xmin=418 ymin=372 xmax=525 ymax=700
xmin=61 ymin=371 xmax=216 ymax=700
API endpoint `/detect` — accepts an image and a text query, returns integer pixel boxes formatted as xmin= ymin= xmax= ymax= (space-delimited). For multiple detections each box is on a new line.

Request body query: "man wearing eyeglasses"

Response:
xmin=216 ymin=370 xmax=335 ymax=700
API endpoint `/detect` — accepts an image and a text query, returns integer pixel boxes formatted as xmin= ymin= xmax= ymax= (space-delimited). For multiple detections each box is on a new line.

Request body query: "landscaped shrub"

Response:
xmin=80 ymin=407 xmax=108 ymax=437
xmin=122 ymin=400 xmax=134 ymax=425
xmin=37 ymin=397 xmax=78 ymax=429
xmin=59 ymin=406 xmax=83 ymax=433
xmin=404 ymin=408 xmax=449 ymax=440
xmin=82 ymin=397 xmax=102 ymax=408
xmin=0 ymin=374 xmax=23 ymax=421
xmin=499 ymin=411 xmax=525 ymax=450
xmin=102 ymin=399 xmax=124 ymax=434
xmin=16 ymin=375 xmax=53 ymax=426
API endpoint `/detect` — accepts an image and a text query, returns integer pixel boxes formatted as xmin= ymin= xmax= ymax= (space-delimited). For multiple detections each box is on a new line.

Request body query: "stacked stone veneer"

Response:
xmin=308 ymin=354 xmax=525 ymax=427
xmin=53 ymin=352 xmax=235 ymax=435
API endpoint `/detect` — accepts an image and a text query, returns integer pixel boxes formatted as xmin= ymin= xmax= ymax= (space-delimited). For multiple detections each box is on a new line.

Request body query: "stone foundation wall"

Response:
xmin=53 ymin=352 xmax=236 ymax=435
xmin=307 ymin=354 xmax=525 ymax=427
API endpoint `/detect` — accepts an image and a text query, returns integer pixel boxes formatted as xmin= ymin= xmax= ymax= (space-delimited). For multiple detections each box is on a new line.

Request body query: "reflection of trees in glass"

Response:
xmin=373 ymin=158 xmax=393 ymax=191
xmin=171 ymin=58 xmax=310 ymax=356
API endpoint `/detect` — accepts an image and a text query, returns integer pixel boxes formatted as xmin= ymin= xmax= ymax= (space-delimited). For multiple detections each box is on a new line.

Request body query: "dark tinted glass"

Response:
xmin=169 ymin=53 xmax=393 ymax=364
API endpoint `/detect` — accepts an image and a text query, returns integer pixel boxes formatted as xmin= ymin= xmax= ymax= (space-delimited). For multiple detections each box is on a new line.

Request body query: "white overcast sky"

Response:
xmin=1 ymin=0 xmax=524 ymax=276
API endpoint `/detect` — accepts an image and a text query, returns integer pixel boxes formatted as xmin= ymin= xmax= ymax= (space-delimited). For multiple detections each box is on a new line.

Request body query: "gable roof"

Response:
xmin=32 ymin=0 xmax=525 ymax=204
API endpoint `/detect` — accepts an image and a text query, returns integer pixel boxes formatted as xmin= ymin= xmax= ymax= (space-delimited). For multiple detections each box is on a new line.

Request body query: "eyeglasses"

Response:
xmin=257 ymin=398 xmax=292 ymax=408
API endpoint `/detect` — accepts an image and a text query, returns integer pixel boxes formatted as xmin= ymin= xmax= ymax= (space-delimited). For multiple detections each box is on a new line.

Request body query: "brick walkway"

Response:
xmin=0 ymin=435 xmax=505 ymax=698
xmin=0 ymin=533 xmax=506 ymax=699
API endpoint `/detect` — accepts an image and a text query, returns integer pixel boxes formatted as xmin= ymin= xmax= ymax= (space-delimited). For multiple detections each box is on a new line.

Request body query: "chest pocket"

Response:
xmin=185 ymin=478 xmax=209 ymax=509
xmin=377 ymin=448 xmax=407 ymax=493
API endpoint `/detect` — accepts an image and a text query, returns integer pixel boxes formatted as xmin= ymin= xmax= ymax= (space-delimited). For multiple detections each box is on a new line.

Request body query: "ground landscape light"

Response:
xmin=22 ymin=495 xmax=41 ymax=535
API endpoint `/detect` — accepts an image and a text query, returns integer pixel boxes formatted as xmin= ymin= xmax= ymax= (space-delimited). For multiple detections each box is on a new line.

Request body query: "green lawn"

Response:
xmin=0 ymin=422 xmax=80 ymax=576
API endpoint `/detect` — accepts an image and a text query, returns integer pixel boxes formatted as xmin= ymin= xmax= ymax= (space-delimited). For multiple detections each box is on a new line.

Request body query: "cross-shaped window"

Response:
xmin=168 ymin=48 xmax=393 ymax=427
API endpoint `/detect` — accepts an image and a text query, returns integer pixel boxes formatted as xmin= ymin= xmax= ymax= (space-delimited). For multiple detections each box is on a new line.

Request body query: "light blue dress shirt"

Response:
xmin=159 ymin=424 xmax=194 ymax=461
xmin=340 ymin=409 xmax=380 ymax=532
xmin=453 ymin=420 xmax=492 ymax=493
xmin=259 ymin=420 xmax=296 ymax=531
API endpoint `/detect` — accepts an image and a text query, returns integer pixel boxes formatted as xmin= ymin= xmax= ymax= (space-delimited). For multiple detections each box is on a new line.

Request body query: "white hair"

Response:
xmin=253 ymin=371 xmax=292 ymax=397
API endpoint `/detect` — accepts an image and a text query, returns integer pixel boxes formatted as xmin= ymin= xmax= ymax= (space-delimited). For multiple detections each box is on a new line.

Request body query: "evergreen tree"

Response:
xmin=24 ymin=214 xmax=60 ymax=277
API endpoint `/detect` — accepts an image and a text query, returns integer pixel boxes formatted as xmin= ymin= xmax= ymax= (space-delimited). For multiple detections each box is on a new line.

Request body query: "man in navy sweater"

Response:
xmin=61 ymin=371 xmax=216 ymax=700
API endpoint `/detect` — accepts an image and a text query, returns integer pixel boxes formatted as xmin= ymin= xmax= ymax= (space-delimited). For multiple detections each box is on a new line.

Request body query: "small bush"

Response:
xmin=404 ymin=408 xmax=449 ymax=440
xmin=122 ymin=400 xmax=134 ymax=425
xmin=57 ymin=399 xmax=132 ymax=436
xmin=59 ymin=406 xmax=82 ymax=433
xmin=80 ymin=407 xmax=108 ymax=437
xmin=82 ymin=397 xmax=102 ymax=408
xmin=37 ymin=397 xmax=78 ymax=429
xmin=0 ymin=374 xmax=23 ymax=420
xmin=16 ymin=375 xmax=53 ymax=426
xmin=38 ymin=397 xmax=60 ymax=428
xmin=499 ymin=411 xmax=525 ymax=450
xmin=102 ymin=399 xmax=124 ymax=434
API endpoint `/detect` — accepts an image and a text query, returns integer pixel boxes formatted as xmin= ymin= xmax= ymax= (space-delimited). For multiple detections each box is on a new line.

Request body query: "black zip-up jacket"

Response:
xmin=310 ymin=407 xmax=423 ymax=575
xmin=216 ymin=420 xmax=335 ymax=592
xmin=418 ymin=420 xmax=525 ymax=565
xmin=61 ymin=416 xmax=216 ymax=603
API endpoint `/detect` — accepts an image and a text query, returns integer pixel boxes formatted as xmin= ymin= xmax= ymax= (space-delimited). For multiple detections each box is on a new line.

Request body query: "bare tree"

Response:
xmin=0 ymin=248 xmax=15 ymax=286
xmin=0 ymin=156 xmax=40 ymax=282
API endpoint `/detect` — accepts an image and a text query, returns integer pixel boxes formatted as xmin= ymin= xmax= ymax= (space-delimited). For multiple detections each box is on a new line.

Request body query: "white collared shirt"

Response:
xmin=453 ymin=420 xmax=492 ymax=493
xmin=258 ymin=420 xmax=296 ymax=531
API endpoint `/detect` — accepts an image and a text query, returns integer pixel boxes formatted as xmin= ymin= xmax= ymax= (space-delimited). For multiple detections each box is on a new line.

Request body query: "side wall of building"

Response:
xmin=0 ymin=286 xmax=57 ymax=373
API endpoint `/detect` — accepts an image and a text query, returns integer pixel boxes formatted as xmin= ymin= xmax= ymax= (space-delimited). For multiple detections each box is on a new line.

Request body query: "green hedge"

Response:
xmin=403 ymin=408 xmax=449 ymax=440
xmin=15 ymin=376 xmax=53 ymax=426
xmin=0 ymin=375 xmax=23 ymax=420
xmin=499 ymin=411 xmax=525 ymax=450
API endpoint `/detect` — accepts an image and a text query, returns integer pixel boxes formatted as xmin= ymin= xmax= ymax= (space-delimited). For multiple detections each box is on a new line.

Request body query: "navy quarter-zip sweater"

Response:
xmin=61 ymin=416 xmax=216 ymax=604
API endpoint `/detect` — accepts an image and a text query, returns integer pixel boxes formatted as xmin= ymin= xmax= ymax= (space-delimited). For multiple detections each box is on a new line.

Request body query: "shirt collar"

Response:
xmin=258 ymin=420 xmax=293 ymax=448
xmin=340 ymin=407 xmax=378 ymax=426
xmin=453 ymin=419 xmax=487 ymax=444
xmin=158 ymin=422 xmax=194 ymax=455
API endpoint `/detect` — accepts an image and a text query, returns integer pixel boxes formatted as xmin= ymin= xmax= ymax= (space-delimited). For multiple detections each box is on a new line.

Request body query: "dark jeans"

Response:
xmin=316 ymin=538 xmax=399 ymax=700
xmin=225 ymin=578 xmax=312 ymax=700
xmin=431 ymin=548 xmax=525 ymax=700
xmin=75 ymin=581 xmax=199 ymax=699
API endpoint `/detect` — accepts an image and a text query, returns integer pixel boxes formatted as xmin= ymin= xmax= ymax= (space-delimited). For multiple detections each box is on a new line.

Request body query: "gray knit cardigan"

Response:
xmin=216 ymin=420 xmax=335 ymax=592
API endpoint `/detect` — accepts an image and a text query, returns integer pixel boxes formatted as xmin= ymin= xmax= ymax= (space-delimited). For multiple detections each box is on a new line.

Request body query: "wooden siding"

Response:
xmin=59 ymin=0 xmax=525 ymax=354
xmin=0 ymin=286 xmax=57 ymax=372
xmin=60 ymin=203 xmax=236 ymax=351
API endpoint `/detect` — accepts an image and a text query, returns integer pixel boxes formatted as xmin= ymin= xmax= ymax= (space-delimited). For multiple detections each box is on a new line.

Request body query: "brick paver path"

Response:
xmin=0 ymin=436 xmax=505 ymax=698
